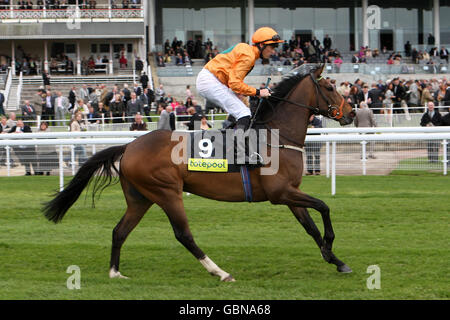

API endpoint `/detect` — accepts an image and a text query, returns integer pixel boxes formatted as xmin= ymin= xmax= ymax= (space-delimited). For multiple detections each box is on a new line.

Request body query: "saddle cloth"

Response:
xmin=186 ymin=128 xmax=265 ymax=173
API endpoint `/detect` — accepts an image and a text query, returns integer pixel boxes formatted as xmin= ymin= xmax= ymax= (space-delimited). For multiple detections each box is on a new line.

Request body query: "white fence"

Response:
xmin=0 ymin=128 xmax=449 ymax=194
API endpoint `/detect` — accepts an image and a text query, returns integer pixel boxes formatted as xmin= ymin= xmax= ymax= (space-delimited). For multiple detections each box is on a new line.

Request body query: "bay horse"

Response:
xmin=43 ymin=64 xmax=355 ymax=281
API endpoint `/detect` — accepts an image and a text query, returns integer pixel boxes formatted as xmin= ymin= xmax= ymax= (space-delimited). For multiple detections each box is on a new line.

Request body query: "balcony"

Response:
xmin=0 ymin=4 xmax=144 ymax=23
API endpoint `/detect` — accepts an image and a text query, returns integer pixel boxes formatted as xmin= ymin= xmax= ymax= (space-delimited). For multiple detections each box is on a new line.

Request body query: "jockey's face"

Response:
xmin=261 ymin=44 xmax=277 ymax=59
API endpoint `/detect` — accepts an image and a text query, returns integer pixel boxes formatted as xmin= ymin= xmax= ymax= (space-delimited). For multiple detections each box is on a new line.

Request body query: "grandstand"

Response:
xmin=0 ymin=0 xmax=449 ymax=124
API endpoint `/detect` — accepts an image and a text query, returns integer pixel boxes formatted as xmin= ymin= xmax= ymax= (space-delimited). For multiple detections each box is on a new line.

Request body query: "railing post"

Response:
xmin=443 ymin=139 xmax=448 ymax=176
xmin=59 ymin=145 xmax=64 ymax=191
xmin=361 ymin=140 xmax=367 ymax=175
xmin=331 ymin=141 xmax=336 ymax=196
xmin=5 ymin=146 xmax=11 ymax=177
xmin=325 ymin=141 xmax=330 ymax=178
xmin=70 ymin=144 xmax=75 ymax=175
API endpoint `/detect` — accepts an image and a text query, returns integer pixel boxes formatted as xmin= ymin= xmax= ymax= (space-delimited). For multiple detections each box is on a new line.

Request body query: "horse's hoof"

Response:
xmin=221 ymin=274 xmax=236 ymax=282
xmin=337 ymin=264 xmax=352 ymax=273
xmin=109 ymin=269 xmax=130 ymax=279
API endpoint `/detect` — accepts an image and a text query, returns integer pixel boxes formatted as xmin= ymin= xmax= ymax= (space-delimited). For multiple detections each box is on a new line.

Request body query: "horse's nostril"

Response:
xmin=349 ymin=111 xmax=356 ymax=118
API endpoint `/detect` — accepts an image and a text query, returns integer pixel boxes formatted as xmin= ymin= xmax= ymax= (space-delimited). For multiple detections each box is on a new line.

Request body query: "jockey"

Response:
xmin=196 ymin=27 xmax=284 ymax=132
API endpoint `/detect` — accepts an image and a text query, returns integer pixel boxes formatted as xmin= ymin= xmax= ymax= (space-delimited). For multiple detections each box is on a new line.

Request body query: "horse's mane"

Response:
xmin=253 ymin=64 xmax=322 ymax=122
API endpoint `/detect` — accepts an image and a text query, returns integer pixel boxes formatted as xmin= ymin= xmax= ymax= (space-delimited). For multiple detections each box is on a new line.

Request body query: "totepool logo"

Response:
xmin=188 ymin=158 xmax=228 ymax=172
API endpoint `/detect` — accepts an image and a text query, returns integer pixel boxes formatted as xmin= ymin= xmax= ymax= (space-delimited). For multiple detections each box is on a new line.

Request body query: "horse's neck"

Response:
xmin=267 ymin=85 xmax=313 ymax=147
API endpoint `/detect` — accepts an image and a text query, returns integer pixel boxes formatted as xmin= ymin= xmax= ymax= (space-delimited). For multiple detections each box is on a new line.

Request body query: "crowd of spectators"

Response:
xmin=156 ymin=33 xmax=449 ymax=70
xmin=333 ymin=76 xmax=450 ymax=114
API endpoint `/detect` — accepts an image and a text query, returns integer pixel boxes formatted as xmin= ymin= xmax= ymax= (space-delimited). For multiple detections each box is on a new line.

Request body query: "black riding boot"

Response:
xmin=234 ymin=116 xmax=263 ymax=167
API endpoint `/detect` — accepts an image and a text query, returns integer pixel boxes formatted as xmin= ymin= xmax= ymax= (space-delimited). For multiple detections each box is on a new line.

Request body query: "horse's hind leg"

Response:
xmin=109 ymin=181 xmax=153 ymax=279
xmin=160 ymin=193 xmax=235 ymax=282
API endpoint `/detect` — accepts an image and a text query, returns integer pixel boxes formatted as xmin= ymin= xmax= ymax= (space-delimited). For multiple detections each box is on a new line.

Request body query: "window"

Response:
xmin=99 ymin=44 xmax=110 ymax=53
xmin=65 ymin=44 xmax=76 ymax=54
xmin=91 ymin=44 xmax=97 ymax=53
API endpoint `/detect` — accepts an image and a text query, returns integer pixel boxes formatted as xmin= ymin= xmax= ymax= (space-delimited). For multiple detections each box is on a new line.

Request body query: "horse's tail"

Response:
xmin=42 ymin=145 xmax=127 ymax=223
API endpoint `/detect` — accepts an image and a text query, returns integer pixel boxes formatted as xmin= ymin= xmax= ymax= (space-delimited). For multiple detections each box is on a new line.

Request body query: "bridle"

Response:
xmin=267 ymin=73 xmax=346 ymax=120
xmin=254 ymin=72 xmax=347 ymax=151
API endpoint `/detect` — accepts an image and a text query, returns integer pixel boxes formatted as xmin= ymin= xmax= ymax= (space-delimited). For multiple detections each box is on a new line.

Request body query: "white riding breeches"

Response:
xmin=196 ymin=68 xmax=251 ymax=120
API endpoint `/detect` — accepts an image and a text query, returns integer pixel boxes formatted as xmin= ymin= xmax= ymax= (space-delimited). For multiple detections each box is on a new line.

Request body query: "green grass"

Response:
xmin=0 ymin=175 xmax=448 ymax=300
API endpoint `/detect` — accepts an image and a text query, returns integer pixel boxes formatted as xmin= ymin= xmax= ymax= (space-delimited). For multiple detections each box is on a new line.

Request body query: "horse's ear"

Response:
xmin=314 ymin=64 xmax=325 ymax=78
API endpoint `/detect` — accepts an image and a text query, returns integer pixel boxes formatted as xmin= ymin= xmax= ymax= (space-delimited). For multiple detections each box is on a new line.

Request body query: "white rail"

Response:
xmin=2 ymin=67 xmax=12 ymax=106
xmin=0 ymin=131 xmax=449 ymax=194
xmin=16 ymin=71 xmax=23 ymax=106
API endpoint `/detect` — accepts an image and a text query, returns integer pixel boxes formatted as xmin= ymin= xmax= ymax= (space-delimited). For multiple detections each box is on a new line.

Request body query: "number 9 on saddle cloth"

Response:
xmin=186 ymin=127 xmax=267 ymax=173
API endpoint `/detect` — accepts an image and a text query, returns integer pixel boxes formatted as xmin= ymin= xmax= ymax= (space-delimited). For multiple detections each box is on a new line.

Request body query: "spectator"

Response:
xmin=333 ymin=55 xmax=343 ymax=72
xmin=407 ymin=80 xmax=421 ymax=113
xmin=427 ymin=33 xmax=435 ymax=46
xmin=129 ymin=113 xmax=147 ymax=131
xmin=199 ymin=115 xmax=212 ymax=130
xmin=35 ymin=121 xmax=58 ymax=176
xmin=140 ymin=71 xmax=149 ymax=90
xmin=122 ymin=83 xmax=131 ymax=104
xmin=0 ymin=91 xmax=4 ymax=116
xmin=132 ymin=82 xmax=142 ymax=97
xmin=68 ymin=86 xmax=77 ymax=111
xmin=69 ymin=112 xmax=88 ymax=166
xmin=305 ymin=114 xmax=323 ymax=175
xmin=135 ymin=56 xmax=144 ymax=74
xmin=440 ymin=47 xmax=449 ymax=63
xmin=8 ymin=119 xmax=36 ymax=175
xmin=126 ymin=91 xmax=144 ymax=122
xmin=347 ymin=85 xmax=361 ymax=107
xmin=42 ymin=90 xmax=55 ymax=125
xmin=6 ymin=112 xmax=17 ymax=128
xmin=73 ymin=99 xmax=89 ymax=119
xmin=157 ymin=104 xmax=171 ymax=130
xmin=391 ymin=77 xmax=408 ymax=114
xmin=420 ymin=101 xmax=442 ymax=163
xmin=42 ymin=71 xmax=50 ymax=87
xmin=354 ymin=101 xmax=377 ymax=159
xmin=79 ymin=84 xmax=89 ymax=104
xmin=435 ymin=82 xmax=448 ymax=106
xmin=421 ymin=83 xmax=435 ymax=107
xmin=155 ymin=84 xmax=165 ymax=103
xmin=186 ymin=84 xmax=194 ymax=100
xmin=0 ymin=116 xmax=11 ymax=166
xmin=0 ymin=115 xmax=9 ymax=133
xmin=86 ymin=105 xmax=100 ymax=124
xmin=441 ymin=106 xmax=450 ymax=167
xmin=323 ymin=34 xmax=332 ymax=51
xmin=54 ymin=91 xmax=70 ymax=126
xmin=81 ymin=57 xmax=89 ymax=75
xmin=110 ymin=94 xmax=125 ymax=123
xmin=167 ymin=105 xmax=176 ymax=131
xmin=21 ymin=100 xmax=37 ymax=121
xmin=88 ymin=56 xmax=96 ymax=74
xmin=119 ymin=53 xmax=128 ymax=68
xmin=185 ymin=107 xmax=202 ymax=130
xmin=368 ymin=83 xmax=383 ymax=113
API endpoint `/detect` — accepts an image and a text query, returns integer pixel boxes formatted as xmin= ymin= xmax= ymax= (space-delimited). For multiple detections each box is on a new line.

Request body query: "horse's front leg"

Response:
xmin=275 ymin=188 xmax=352 ymax=273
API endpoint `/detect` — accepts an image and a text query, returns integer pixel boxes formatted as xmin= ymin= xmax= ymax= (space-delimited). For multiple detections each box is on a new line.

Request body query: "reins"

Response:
xmin=251 ymin=71 xmax=345 ymax=153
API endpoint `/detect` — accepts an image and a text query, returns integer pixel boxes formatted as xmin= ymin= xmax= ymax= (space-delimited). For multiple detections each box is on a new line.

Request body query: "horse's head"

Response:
xmin=309 ymin=64 xmax=355 ymax=126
